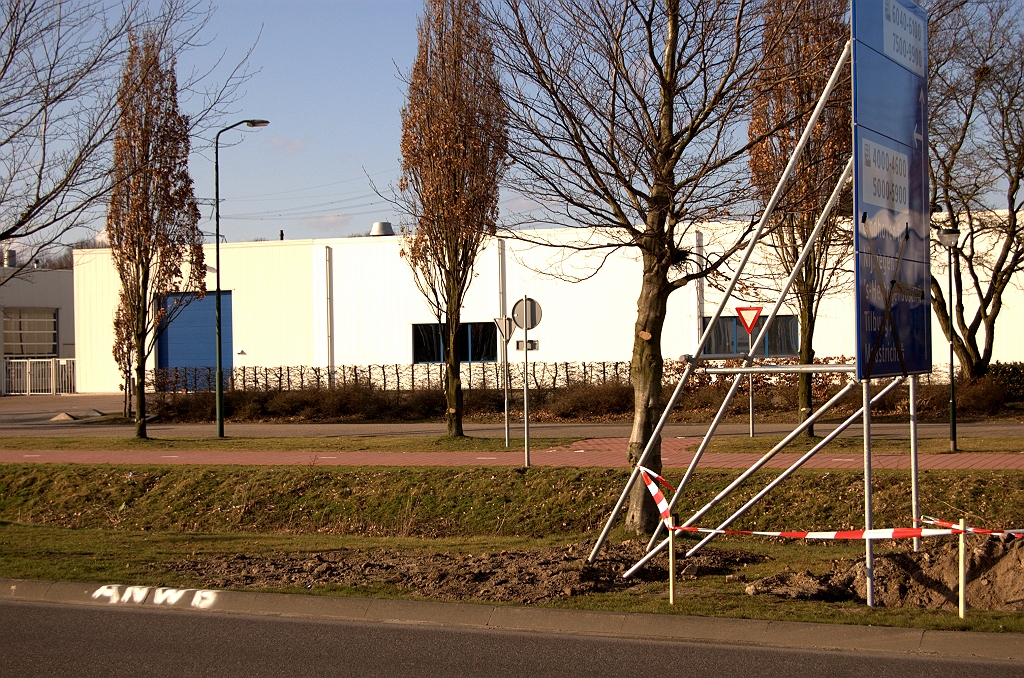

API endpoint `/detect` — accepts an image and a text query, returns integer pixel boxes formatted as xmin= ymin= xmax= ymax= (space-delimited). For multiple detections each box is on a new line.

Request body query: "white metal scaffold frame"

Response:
xmin=585 ymin=40 xmax=925 ymax=608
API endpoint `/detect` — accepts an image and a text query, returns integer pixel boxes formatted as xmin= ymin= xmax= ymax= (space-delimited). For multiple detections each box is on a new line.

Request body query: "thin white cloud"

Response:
xmin=263 ymin=136 xmax=315 ymax=154
xmin=300 ymin=214 xmax=354 ymax=233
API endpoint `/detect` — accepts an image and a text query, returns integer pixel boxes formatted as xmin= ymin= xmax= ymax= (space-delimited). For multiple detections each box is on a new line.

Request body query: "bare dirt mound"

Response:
xmin=746 ymin=536 xmax=1024 ymax=610
xmin=169 ymin=540 xmax=763 ymax=605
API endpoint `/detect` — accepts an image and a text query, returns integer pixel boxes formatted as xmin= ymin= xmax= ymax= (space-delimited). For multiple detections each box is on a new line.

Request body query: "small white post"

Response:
xmin=668 ymin=521 xmax=676 ymax=605
xmin=959 ymin=517 xmax=967 ymax=619
xmin=523 ymin=295 xmax=530 ymax=468
xmin=862 ymin=379 xmax=874 ymax=608
xmin=748 ymin=373 xmax=755 ymax=437
xmin=910 ymin=375 xmax=921 ymax=552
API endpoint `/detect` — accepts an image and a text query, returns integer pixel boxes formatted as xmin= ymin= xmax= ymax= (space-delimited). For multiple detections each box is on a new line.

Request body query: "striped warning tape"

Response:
xmin=638 ymin=466 xmax=1024 ymax=541
xmin=638 ymin=466 xmax=674 ymax=525
xmin=916 ymin=516 xmax=1024 ymax=538
xmin=666 ymin=525 xmax=961 ymax=540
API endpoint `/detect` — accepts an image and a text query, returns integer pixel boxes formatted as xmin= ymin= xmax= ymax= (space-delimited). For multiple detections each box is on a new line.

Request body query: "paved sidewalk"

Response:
xmin=3 ymin=577 xmax=1022 ymax=662
xmin=3 ymin=437 xmax=1024 ymax=469
xmin=3 ymin=394 xmax=1024 ymax=439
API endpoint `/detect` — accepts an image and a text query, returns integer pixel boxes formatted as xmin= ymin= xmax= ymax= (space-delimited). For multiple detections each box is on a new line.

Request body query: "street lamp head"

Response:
xmin=245 ymin=119 xmax=270 ymax=127
xmin=937 ymin=227 xmax=960 ymax=248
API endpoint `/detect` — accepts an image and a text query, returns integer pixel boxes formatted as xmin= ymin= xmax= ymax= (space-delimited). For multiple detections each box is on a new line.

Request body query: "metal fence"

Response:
xmin=4 ymin=358 xmax=76 ymax=395
xmin=147 ymin=357 xmax=858 ymax=394
xmin=149 ymin=361 xmax=636 ymax=393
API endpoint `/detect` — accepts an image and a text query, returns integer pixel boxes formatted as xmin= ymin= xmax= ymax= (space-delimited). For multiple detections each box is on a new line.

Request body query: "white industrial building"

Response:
xmin=1 ymin=256 xmax=76 ymax=395
xmin=70 ymin=226 xmax=1024 ymax=394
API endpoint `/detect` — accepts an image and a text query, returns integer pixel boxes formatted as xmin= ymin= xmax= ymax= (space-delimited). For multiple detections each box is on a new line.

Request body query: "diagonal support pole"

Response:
xmin=587 ymin=41 xmax=852 ymax=565
xmin=684 ymin=376 xmax=904 ymax=558
xmin=676 ymin=379 xmax=858 ymax=529
xmin=622 ymin=376 xmax=905 ymax=578
xmin=646 ymin=157 xmax=854 ymax=552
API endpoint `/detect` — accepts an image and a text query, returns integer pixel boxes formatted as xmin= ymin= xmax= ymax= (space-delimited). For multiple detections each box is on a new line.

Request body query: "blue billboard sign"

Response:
xmin=852 ymin=0 xmax=931 ymax=379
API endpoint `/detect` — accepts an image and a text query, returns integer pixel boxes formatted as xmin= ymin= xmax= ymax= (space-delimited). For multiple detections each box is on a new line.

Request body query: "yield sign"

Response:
xmin=736 ymin=307 xmax=763 ymax=335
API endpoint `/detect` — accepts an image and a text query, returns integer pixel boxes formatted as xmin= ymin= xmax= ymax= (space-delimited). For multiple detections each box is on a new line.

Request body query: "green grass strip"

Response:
xmin=2 ymin=464 xmax=1023 ymax=538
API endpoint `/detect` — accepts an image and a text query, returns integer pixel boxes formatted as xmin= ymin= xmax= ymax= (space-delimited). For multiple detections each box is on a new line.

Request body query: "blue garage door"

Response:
xmin=157 ymin=292 xmax=232 ymax=371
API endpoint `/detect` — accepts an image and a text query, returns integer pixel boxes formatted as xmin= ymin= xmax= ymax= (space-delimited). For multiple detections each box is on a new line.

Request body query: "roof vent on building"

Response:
xmin=3 ymin=250 xmax=15 ymax=268
xmin=369 ymin=221 xmax=394 ymax=236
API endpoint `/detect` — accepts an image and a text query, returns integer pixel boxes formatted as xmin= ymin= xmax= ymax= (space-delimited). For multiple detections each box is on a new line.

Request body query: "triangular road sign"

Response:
xmin=736 ymin=306 xmax=763 ymax=335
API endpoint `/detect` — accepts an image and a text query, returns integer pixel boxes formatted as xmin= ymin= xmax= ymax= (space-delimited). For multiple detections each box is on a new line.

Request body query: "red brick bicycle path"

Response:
xmin=2 ymin=437 xmax=1024 ymax=469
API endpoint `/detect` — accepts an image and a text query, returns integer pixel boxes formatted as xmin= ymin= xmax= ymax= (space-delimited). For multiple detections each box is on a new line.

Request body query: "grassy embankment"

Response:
xmin=1 ymin=434 xmax=1023 ymax=454
xmin=1 ymin=461 xmax=1023 ymax=632
xmin=0 ymin=436 xmax=576 ymax=453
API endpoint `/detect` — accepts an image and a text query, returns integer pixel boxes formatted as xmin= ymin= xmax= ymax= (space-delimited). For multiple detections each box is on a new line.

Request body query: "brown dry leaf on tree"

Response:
xmin=398 ymin=0 xmax=508 ymax=438
xmin=107 ymin=29 xmax=205 ymax=439
xmin=747 ymin=0 xmax=852 ymax=437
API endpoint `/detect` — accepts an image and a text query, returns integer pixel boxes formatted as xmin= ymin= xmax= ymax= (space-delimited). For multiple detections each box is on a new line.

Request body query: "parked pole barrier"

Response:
xmin=910 ymin=375 xmax=921 ymax=552
xmin=668 ymin=519 xmax=676 ymax=605
xmin=863 ymin=379 xmax=874 ymax=608
xmin=959 ymin=517 xmax=967 ymax=619
xmin=748 ymin=373 xmax=754 ymax=438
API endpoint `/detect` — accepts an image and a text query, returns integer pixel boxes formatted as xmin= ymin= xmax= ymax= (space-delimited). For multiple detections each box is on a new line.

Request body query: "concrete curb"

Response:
xmin=3 ymin=578 xmax=1022 ymax=662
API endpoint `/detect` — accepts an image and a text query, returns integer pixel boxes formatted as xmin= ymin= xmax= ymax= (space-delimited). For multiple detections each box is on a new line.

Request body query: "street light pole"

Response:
xmin=214 ymin=119 xmax=269 ymax=438
xmin=937 ymin=227 xmax=960 ymax=453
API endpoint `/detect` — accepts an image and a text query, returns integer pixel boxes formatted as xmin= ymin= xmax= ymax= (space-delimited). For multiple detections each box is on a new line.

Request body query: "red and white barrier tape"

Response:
xmin=915 ymin=516 xmax=1024 ymax=538
xmin=667 ymin=525 xmax=961 ymax=540
xmin=638 ymin=466 xmax=674 ymax=525
xmin=638 ymin=467 xmax=1024 ymax=542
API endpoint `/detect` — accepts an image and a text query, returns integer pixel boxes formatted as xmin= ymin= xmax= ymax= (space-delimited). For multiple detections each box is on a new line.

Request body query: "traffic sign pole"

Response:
xmin=522 ymin=296 xmax=530 ymax=468
xmin=512 ymin=296 xmax=541 ymax=468
xmin=749 ymin=373 xmax=755 ymax=438
xmin=736 ymin=307 xmax=763 ymax=438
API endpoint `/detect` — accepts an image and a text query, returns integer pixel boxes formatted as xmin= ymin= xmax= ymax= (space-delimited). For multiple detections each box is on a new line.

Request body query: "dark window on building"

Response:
xmin=3 ymin=307 xmax=58 ymax=357
xmin=701 ymin=315 xmax=799 ymax=357
xmin=412 ymin=322 xmax=498 ymax=363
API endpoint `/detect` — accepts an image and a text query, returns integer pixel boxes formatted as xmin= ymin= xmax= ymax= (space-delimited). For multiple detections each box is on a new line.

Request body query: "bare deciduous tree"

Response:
xmin=0 ymin=0 xmax=135 ymax=284
xmin=748 ymin=0 xmax=851 ymax=436
xmin=488 ymin=0 xmax=797 ymax=531
xmin=0 ymin=0 xmax=254 ymax=286
xmin=399 ymin=0 xmax=508 ymax=437
xmin=108 ymin=29 xmax=204 ymax=439
xmin=927 ymin=0 xmax=1024 ymax=379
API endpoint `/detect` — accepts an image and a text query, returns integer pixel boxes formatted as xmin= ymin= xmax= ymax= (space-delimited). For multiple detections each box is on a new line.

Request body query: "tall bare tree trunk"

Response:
xmin=134 ymin=330 xmax=147 ymax=439
xmin=445 ymin=298 xmax=465 ymax=437
xmin=625 ymin=253 xmax=671 ymax=533
xmin=798 ymin=303 xmax=815 ymax=437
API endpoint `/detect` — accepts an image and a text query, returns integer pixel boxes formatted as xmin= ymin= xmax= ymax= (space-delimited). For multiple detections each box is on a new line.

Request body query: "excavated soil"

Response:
xmin=745 ymin=535 xmax=1024 ymax=610
xmin=169 ymin=540 xmax=763 ymax=605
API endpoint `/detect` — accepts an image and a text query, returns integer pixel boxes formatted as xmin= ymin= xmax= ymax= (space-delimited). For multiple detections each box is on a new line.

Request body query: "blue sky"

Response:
xmin=182 ymin=1 xmax=422 ymax=242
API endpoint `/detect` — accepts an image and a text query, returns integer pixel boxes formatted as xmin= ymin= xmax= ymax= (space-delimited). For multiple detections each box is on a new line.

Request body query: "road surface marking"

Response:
xmin=161 ymin=455 xmax=179 ymax=458
xmin=477 ymin=457 xmax=497 ymax=460
xmin=320 ymin=456 xmax=336 ymax=459
xmin=23 ymin=454 xmax=40 ymax=457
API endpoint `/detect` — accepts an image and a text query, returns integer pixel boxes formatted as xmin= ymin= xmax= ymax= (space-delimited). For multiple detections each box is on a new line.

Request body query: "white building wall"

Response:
xmin=71 ymin=226 xmax=1024 ymax=393
xmin=73 ymin=248 xmax=121 ymax=392
xmin=221 ymin=240 xmax=317 ymax=368
xmin=328 ymin=236 xmax=429 ymax=365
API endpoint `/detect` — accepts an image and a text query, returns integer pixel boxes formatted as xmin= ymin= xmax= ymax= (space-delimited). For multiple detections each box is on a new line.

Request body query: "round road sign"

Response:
xmin=512 ymin=297 xmax=542 ymax=330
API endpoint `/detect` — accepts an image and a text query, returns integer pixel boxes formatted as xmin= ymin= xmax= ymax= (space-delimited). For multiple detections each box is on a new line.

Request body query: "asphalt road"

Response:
xmin=1 ymin=600 xmax=1020 ymax=678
